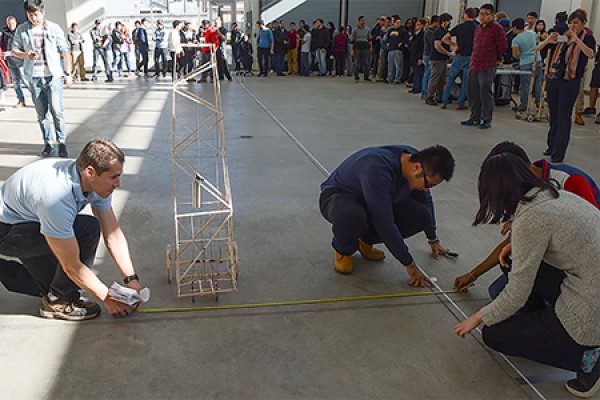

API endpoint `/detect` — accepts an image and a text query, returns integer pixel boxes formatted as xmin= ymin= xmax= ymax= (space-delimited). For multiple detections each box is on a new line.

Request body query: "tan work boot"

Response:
xmin=575 ymin=112 xmax=585 ymax=126
xmin=358 ymin=238 xmax=386 ymax=261
xmin=334 ymin=251 xmax=353 ymax=274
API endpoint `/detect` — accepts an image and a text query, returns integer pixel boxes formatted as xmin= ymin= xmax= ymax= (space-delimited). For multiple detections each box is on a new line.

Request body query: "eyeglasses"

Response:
xmin=480 ymin=12 xmax=492 ymax=17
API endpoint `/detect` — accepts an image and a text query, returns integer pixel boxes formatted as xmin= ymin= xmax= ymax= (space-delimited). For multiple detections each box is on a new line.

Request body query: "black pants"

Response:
xmin=483 ymin=261 xmax=596 ymax=372
xmin=140 ymin=50 xmax=149 ymax=75
xmin=335 ymin=53 xmax=345 ymax=76
xmin=546 ymin=78 xmax=580 ymax=161
xmin=0 ymin=215 xmax=100 ymax=300
xmin=258 ymin=48 xmax=270 ymax=76
xmin=319 ymin=190 xmax=432 ymax=256
xmin=354 ymin=49 xmax=370 ymax=79
xmin=217 ymin=49 xmax=232 ymax=80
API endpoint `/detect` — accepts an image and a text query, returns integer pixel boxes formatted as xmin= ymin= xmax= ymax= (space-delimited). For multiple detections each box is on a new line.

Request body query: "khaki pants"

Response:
xmin=287 ymin=49 xmax=298 ymax=74
xmin=71 ymin=50 xmax=86 ymax=79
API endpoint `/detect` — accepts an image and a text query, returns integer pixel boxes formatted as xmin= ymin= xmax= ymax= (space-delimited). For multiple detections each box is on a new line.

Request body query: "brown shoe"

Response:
xmin=39 ymin=293 xmax=101 ymax=321
xmin=15 ymin=101 xmax=26 ymax=108
xmin=440 ymin=104 xmax=447 ymax=109
xmin=575 ymin=112 xmax=585 ymax=126
xmin=334 ymin=251 xmax=353 ymax=274
xmin=358 ymin=238 xmax=385 ymax=261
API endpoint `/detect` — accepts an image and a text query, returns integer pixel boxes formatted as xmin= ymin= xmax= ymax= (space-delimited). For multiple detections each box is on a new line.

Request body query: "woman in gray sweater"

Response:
xmin=455 ymin=153 xmax=600 ymax=398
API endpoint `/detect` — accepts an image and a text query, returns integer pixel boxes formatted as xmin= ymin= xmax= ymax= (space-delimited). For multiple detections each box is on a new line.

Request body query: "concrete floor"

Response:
xmin=0 ymin=72 xmax=598 ymax=400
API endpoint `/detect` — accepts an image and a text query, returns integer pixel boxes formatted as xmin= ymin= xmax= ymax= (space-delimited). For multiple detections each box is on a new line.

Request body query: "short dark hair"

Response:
xmin=392 ymin=14 xmax=400 ymax=21
xmin=141 ymin=18 xmax=147 ymax=24
xmin=71 ymin=22 xmax=78 ymax=28
xmin=465 ymin=8 xmax=477 ymax=19
xmin=527 ymin=11 xmax=538 ymax=19
xmin=318 ymin=18 xmax=324 ymax=24
xmin=430 ymin=15 xmax=439 ymax=24
xmin=358 ymin=16 xmax=365 ymax=21
xmin=76 ymin=139 xmax=125 ymax=175
xmin=135 ymin=20 xmax=141 ymax=25
xmin=172 ymin=20 xmax=180 ymax=28
xmin=480 ymin=3 xmax=494 ymax=14
xmin=24 ymin=0 xmax=44 ymax=13
xmin=410 ymin=145 xmax=455 ymax=182
xmin=474 ymin=153 xmax=558 ymax=225
xmin=512 ymin=18 xmax=525 ymax=30
xmin=485 ymin=141 xmax=531 ymax=164
xmin=439 ymin=13 xmax=453 ymax=23
xmin=555 ymin=11 xmax=568 ymax=24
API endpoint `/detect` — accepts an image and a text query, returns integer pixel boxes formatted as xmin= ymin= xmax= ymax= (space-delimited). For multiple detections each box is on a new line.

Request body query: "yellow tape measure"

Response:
xmin=139 ymin=284 xmax=473 ymax=314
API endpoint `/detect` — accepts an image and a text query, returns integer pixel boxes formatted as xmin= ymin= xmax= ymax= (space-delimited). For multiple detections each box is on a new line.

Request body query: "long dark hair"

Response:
xmin=474 ymin=153 xmax=559 ymax=225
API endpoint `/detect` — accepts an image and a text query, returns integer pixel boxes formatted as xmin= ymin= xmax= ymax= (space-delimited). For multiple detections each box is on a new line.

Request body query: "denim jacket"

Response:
xmin=11 ymin=20 xmax=68 ymax=82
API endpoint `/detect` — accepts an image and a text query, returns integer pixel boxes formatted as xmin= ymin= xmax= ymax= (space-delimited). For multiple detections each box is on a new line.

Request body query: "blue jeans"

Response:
xmin=92 ymin=48 xmax=112 ymax=79
xmin=315 ymin=48 xmax=327 ymax=75
xmin=300 ymin=52 xmax=311 ymax=76
xmin=154 ymin=47 xmax=168 ymax=74
xmin=273 ymin=54 xmax=285 ymax=74
xmin=517 ymin=61 xmax=543 ymax=111
xmin=8 ymin=67 xmax=25 ymax=103
xmin=546 ymin=78 xmax=580 ymax=161
xmin=441 ymin=55 xmax=470 ymax=106
xmin=421 ymin=55 xmax=430 ymax=98
xmin=387 ymin=50 xmax=403 ymax=83
xmin=112 ymin=48 xmax=122 ymax=75
xmin=29 ymin=76 xmax=66 ymax=143
xmin=121 ymin=51 xmax=132 ymax=72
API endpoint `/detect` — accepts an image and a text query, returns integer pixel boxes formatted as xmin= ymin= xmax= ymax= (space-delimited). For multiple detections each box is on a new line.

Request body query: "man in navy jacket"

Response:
xmin=320 ymin=145 xmax=455 ymax=286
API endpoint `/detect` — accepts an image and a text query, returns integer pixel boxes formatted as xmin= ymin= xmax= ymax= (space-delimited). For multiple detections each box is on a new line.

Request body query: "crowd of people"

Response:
xmin=253 ymin=5 xmax=599 ymax=163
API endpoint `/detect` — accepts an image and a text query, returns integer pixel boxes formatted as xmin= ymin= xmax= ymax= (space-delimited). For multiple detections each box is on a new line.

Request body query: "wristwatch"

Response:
xmin=123 ymin=273 xmax=139 ymax=284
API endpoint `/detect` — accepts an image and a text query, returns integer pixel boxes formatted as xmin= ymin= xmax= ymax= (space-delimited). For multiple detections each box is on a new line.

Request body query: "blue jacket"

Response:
xmin=257 ymin=28 xmax=273 ymax=49
xmin=321 ymin=145 xmax=437 ymax=266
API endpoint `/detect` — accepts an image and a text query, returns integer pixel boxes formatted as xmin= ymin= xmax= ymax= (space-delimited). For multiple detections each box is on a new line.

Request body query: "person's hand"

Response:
xmin=453 ymin=273 xmax=475 ymax=291
xmin=455 ymin=312 xmax=482 ymax=338
xmin=27 ymin=51 xmax=38 ymax=60
xmin=429 ymin=242 xmax=449 ymax=260
xmin=499 ymin=242 xmax=512 ymax=268
xmin=126 ymin=279 xmax=143 ymax=311
xmin=64 ymin=75 xmax=73 ymax=87
xmin=547 ymin=32 xmax=559 ymax=44
xmin=501 ymin=220 xmax=512 ymax=235
xmin=406 ymin=262 xmax=433 ymax=287
xmin=103 ymin=297 xmax=135 ymax=318
xmin=417 ymin=59 xmax=423 ymax=66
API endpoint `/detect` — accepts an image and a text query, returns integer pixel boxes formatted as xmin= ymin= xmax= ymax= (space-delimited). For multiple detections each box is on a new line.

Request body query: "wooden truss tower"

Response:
xmin=166 ymin=44 xmax=238 ymax=299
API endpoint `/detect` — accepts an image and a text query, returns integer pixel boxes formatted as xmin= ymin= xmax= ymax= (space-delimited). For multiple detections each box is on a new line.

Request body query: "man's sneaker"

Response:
xmin=425 ymin=98 xmax=437 ymax=106
xmin=543 ymin=148 xmax=552 ymax=156
xmin=582 ymin=107 xmax=596 ymax=116
xmin=40 ymin=294 xmax=101 ymax=321
xmin=479 ymin=121 xmax=492 ymax=129
xmin=58 ymin=143 xmax=68 ymax=158
xmin=334 ymin=251 xmax=353 ymax=274
xmin=41 ymin=143 xmax=55 ymax=157
xmin=461 ymin=119 xmax=480 ymax=126
xmin=358 ymin=238 xmax=385 ymax=261
xmin=354 ymin=76 xmax=359 ymax=82
xmin=566 ymin=359 xmax=600 ymax=398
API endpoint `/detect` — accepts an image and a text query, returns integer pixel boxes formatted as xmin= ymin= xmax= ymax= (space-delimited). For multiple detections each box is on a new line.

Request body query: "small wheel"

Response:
xmin=166 ymin=244 xmax=172 ymax=284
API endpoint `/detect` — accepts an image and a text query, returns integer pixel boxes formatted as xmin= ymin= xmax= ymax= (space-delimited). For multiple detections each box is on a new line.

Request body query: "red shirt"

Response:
xmin=470 ymin=21 xmax=507 ymax=72
xmin=202 ymin=26 xmax=219 ymax=53
xmin=288 ymin=30 xmax=300 ymax=49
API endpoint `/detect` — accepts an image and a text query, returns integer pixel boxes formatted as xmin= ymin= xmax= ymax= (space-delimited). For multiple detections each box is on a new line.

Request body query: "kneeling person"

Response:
xmin=0 ymin=139 xmax=143 ymax=320
xmin=319 ymin=145 xmax=455 ymax=287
